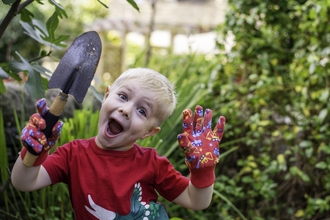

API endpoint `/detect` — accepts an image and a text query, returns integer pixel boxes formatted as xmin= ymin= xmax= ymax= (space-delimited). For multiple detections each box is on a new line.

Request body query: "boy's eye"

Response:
xmin=138 ymin=108 xmax=147 ymax=117
xmin=119 ymin=94 xmax=127 ymax=101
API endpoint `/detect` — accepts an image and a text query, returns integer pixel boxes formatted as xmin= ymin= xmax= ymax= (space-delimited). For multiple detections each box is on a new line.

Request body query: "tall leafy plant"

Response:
xmin=211 ymin=0 xmax=330 ymax=219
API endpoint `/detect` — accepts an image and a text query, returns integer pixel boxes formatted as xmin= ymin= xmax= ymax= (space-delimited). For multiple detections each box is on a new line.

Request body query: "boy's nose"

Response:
xmin=118 ymin=108 xmax=130 ymax=119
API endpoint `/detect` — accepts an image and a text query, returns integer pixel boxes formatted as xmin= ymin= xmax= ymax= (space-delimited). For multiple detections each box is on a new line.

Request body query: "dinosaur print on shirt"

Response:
xmin=85 ymin=182 xmax=169 ymax=220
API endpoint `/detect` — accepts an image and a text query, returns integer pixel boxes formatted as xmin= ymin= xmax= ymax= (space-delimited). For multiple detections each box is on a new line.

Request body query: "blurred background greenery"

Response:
xmin=1 ymin=0 xmax=330 ymax=219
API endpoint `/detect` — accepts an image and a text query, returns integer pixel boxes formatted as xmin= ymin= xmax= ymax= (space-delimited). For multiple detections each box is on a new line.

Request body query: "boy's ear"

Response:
xmin=140 ymin=127 xmax=161 ymax=140
xmin=103 ymin=86 xmax=111 ymax=102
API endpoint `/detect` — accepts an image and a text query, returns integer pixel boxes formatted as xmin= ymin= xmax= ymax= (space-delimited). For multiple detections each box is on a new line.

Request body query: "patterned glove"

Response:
xmin=177 ymin=105 xmax=226 ymax=188
xmin=20 ymin=98 xmax=63 ymax=166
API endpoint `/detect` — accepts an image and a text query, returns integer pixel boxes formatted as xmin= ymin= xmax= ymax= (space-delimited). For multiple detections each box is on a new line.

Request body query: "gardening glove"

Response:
xmin=177 ymin=105 xmax=226 ymax=188
xmin=20 ymin=98 xmax=63 ymax=166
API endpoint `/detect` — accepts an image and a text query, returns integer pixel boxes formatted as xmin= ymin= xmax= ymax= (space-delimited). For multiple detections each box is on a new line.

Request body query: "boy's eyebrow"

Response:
xmin=124 ymin=86 xmax=154 ymax=111
xmin=142 ymin=97 xmax=154 ymax=111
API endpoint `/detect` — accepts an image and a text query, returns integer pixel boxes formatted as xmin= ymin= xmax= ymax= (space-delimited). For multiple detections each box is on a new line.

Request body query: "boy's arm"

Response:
xmin=172 ymin=182 xmax=214 ymax=210
xmin=11 ymin=98 xmax=62 ymax=192
xmin=11 ymin=157 xmax=52 ymax=192
xmin=173 ymin=105 xmax=226 ymax=210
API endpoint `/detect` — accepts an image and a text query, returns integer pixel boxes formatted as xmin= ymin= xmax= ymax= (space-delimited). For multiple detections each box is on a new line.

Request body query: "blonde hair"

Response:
xmin=110 ymin=68 xmax=177 ymax=125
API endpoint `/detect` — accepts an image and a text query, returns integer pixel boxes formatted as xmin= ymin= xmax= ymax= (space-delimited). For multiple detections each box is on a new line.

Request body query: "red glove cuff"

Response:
xmin=189 ymin=166 xmax=216 ymax=188
xmin=20 ymin=147 xmax=49 ymax=166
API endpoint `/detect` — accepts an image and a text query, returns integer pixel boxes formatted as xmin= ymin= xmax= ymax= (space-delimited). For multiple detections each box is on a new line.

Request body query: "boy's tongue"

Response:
xmin=108 ymin=120 xmax=123 ymax=135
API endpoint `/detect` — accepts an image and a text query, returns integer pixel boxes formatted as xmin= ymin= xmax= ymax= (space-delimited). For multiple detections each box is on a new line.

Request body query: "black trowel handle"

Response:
xmin=22 ymin=92 xmax=68 ymax=167
xmin=42 ymin=110 xmax=61 ymax=138
xmin=42 ymin=92 xmax=68 ymax=137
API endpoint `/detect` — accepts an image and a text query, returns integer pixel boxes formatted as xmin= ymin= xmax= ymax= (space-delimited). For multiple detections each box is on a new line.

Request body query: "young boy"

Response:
xmin=11 ymin=68 xmax=226 ymax=220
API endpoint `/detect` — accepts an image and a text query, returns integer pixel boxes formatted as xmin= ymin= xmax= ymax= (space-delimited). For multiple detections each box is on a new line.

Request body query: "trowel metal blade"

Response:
xmin=48 ymin=31 xmax=102 ymax=103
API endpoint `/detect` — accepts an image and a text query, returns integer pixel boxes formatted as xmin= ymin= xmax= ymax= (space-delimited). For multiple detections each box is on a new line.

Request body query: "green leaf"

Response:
xmin=2 ymin=0 xmax=16 ymax=4
xmin=319 ymin=144 xmax=330 ymax=154
xmin=126 ymin=0 xmax=140 ymax=12
xmin=46 ymin=12 xmax=59 ymax=42
xmin=97 ymin=0 xmax=109 ymax=8
xmin=31 ymin=62 xmax=52 ymax=79
xmin=319 ymin=90 xmax=329 ymax=102
xmin=315 ymin=161 xmax=327 ymax=169
xmin=318 ymin=108 xmax=328 ymax=123
xmin=51 ymin=34 xmax=70 ymax=46
xmin=290 ymin=166 xmax=298 ymax=175
xmin=20 ymin=8 xmax=34 ymax=22
xmin=300 ymin=173 xmax=311 ymax=183
xmin=299 ymin=140 xmax=313 ymax=148
xmin=25 ymin=70 xmax=45 ymax=101
xmin=0 ymin=67 xmax=9 ymax=79
xmin=10 ymin=52 xmax=45 ymax=100
xmin=290 ymin=166 xmax=310 ymax=183
xmin=49 ymin=0 xmax=64 ymax=10
xmin=20 ymin=20 xmax=61 ymax=49
xmin=305 ymin=148 xmax=313 ymax=158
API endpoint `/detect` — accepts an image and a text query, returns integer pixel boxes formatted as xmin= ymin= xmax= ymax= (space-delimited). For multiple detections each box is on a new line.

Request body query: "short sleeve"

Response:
xmin=42 ymin=143 xmax=71 ymax=184
xmin=153 ymin=154 xmax=189 ymax=201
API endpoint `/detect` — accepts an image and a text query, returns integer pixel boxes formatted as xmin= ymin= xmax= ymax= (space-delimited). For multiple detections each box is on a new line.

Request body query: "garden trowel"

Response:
xmin=23 ymin=31 xmax=102 ymax=166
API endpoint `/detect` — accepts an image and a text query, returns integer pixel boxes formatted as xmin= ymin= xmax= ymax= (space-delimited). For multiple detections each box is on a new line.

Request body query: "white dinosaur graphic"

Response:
xmin=85 ymin=182 xmax=168 ymax=220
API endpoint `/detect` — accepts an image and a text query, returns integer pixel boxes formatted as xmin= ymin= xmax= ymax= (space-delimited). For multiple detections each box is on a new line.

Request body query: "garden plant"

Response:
xmin=1 ymin=0 xmax=330 ymax=219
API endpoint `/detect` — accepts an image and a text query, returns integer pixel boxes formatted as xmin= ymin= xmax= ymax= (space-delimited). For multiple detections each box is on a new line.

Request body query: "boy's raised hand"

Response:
xmin=20 ymin=98 xmax=63 ymax=166
xmin=177 ymin=105 xmax=225 ymax=188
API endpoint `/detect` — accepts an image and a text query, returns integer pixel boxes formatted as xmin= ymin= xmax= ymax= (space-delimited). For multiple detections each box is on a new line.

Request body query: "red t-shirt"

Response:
xmin=43 ymin=137 xmax=189 ymax=220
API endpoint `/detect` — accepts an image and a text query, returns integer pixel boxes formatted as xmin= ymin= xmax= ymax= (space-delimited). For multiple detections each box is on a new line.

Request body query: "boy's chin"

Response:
xmin=95 ymin=135 xmax=104 ymax=148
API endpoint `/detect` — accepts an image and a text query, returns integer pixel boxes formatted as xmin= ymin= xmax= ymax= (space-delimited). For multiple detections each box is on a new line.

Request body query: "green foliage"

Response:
xmin=0 ymin=109 xmax=10 ymax=218
xmin=126 ymin=0 xmax=140 ymax=12
xmin=3 ymin=0 xmax=330 ymax=219
xmin=1 ymin=53 xmax=234 ymax=219
xmin=0 ymin=108 xmax=99 ymax=219
xmin=133 ymin=54 xmax=243 ymax=219
xmin=1 ymin=1 xmax=71 ymax=99
xmin=210 ymin=0 xmax=330 ymax=219
xmin=56 ymin=106 xmax=99 ymax=145
xmin=0 ymin=0 xmax=112 ymax=100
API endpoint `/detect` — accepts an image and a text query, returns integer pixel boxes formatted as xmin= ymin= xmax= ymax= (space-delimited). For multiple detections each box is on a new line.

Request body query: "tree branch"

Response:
xmin=18 ymin=0 xmax=34 ymax=12
xmin=0 ymin=0 xmax=35 ymax=40
xmin=0 ymin=0 xmax=22 ymax=39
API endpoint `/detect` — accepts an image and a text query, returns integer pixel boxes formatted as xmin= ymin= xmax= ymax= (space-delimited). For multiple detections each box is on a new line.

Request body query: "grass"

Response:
xmin=0 ymin=108 xmax=10 ymax=218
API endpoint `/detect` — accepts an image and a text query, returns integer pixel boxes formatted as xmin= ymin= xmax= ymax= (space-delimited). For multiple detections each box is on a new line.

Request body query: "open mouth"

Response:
xmin=107 ymin=119 xmax=123 ymax=135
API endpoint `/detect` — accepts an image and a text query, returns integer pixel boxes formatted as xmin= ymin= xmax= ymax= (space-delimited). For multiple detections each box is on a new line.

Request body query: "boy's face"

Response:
xmin=95 ymin=80 xmax=160 ymax=151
